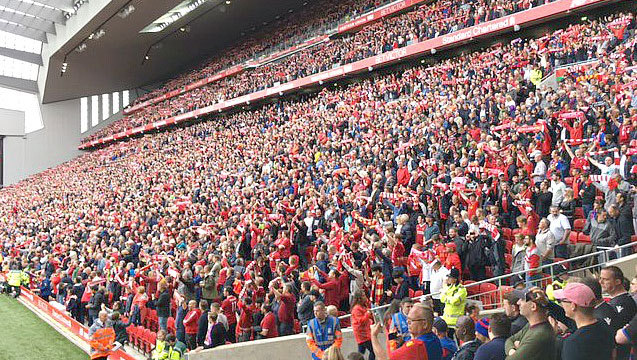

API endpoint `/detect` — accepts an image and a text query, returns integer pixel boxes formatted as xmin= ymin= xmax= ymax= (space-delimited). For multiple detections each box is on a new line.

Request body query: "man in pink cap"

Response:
xmin=554 ymin=280 xmax=614 ymax=360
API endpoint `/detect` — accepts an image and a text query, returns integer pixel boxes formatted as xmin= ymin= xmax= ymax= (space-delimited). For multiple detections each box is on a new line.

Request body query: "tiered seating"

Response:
xmin=82 ymin=0 xmax=580 ymax=146
xmin=3 ymin=7 xmax=635 ymax=351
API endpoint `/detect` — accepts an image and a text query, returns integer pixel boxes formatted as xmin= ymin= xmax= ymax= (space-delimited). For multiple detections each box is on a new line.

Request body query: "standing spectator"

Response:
xmin=183 ymin=299 xmax=202 ymax=350
xmin=87 ymin=286 xmax=105 ymax=327
xmin=297 ymin=282 xmax=316 ymax=327
xmin=203 ymin=312 xmax=227 ymax=349
xmin=237 ymin=297 xmax=254 ymax=342
xmin=258 ymin=302 xmax=278 ymax=339
xmin=131 ymin=286 xmax=148 ymax=326
xmin=220 ymin=287 xmax=238 ymax=343
xmin=430 ymin=260 xmax=450 ymax=315
xmin=532 ymin=181 xmax=553 ymax=219
xmin=306 ymin=301 xmax=343 ymax=360
xmin=201 ymin=265 xmax=218 ymax=304
xmin=554 ymin=281 xmax=614 ymax=360
xmin=600 ymin=266 xmax=637 ymax=360
xmin=274 ymin=283 xmax=296 ymax=336
xmin=110 ymin=312 xmax=130 ymax=346
xmin=503 ymin=292 xmax=527 ymax=336
xmin=535 ymin=219 xmax=556 ymax=266
xmin=578 ymin=173 xmax=596 ymax=218
xmin=474 ymin=313 xmax=510 ymax=360
xmin=453 ymin=315 xmax=481 ymax=360
xmin=523 ymin=235 xmax=541 ymax=287
xmin=464 ymin=231 xmax=489 ymax=281
xmin=388 ymin=298 xmax=413 ymax=350
xmin=196 ymin=300 xmax=209 ymax=348
xmin=583 ymin=210 xmax=617 ymax=247
xmin=350 ymin=290 xmax=375 ymax=360
xmin=504 ymin=288 xmax=556 ymax=360
xmin=546 ymin=206 xmax=571 ymax=259
xmin=432 ymin=317 xmax=457 ymax=360
xmin=441 ymin=268 xmax=467 ymax=335
xmin=175 ymin=298 xmax=188 ymax=343
xmin=550 ymin=173 xmax=567 ymax=208
xmin=156 ymin=281 xmax=171 ymax=332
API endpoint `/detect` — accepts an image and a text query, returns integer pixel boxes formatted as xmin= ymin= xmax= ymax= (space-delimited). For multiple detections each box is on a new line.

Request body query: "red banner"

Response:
xmin=338 ymin=0 xmax=427 ymax=33
xmin=19 ymin=287 xmax=136 ymax=360
xmin=123 ymin=64 xmax=246 ymax=115
xmin=80 ymin=0 xmax=616 ymax=150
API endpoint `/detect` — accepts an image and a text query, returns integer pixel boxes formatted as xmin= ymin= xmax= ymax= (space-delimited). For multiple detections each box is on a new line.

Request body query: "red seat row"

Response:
xmin=127 ymin=325 xmax=156 ymax=355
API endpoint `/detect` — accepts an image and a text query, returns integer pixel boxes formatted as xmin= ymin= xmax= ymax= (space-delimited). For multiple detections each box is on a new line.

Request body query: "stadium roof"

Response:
xmin=39 ymin=0 xmax=309 ymax=103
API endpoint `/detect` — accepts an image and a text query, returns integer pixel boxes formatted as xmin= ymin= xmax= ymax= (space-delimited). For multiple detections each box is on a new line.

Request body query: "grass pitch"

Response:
xmin=0 ymin=294 xmax=88 ymax=360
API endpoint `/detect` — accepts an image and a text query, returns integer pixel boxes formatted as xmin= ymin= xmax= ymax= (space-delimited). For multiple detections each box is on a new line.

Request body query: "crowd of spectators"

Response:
xmin=127 ymin=0 xmax=384 ymax=109
xmin=87 ymin=0 xmax=566 ymax=144
xmin=2 ymin=8 xmax=637 ymax=360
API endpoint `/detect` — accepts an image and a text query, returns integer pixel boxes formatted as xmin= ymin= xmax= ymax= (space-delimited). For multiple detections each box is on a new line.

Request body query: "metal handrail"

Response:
xmin=337 ymin=241 xmax=636 ymax=321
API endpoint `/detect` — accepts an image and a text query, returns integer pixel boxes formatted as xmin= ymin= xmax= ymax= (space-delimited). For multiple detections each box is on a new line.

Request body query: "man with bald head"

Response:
xmin=371 ymin=303 xmax=442 ymax=360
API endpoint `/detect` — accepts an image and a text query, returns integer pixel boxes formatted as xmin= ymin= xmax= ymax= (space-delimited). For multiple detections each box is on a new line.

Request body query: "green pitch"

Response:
xmin=0 ymin=295 xmax=88 ymax=360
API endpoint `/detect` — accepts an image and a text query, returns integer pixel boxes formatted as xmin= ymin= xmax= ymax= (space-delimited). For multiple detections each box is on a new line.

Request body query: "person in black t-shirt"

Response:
xmin=554 ymin=281 xmax=615 ymax=360
xmin=600 ymin=266 xmax=637 ymax=360
xmin=616 ymin=314 xmax=637 ymax=356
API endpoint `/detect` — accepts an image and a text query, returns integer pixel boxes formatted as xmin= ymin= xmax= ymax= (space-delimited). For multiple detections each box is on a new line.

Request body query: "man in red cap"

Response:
xmin=554 ymin=280 xmax=614 ymax=360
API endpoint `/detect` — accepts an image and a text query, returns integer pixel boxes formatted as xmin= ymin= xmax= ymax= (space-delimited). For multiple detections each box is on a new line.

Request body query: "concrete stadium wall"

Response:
xmin=189 ymin=328 xmax=385 ymax=360
xmin=2 ymin=98 xmax=82 ymax=185
xmin=2 ymin=91 xmax=135 ymax=186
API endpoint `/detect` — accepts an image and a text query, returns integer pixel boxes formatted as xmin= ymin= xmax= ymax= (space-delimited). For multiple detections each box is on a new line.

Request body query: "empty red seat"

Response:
xmin=505 ymin=240 xmax=513 ymax=254
xmin=573 ymin=219 xmax=586 ymax=231
xmin=167 ymin=317 xmax=176 ymax=335
xmin=478 ymin=283 xmax=498 ymax=310
xmin=574 ymin=207 xmax=584 ymax=219
xmin=569 ymin=231 xmax=580 ymax=244
xmin=501 ymin=228 xmax=512 ymax=240
xmin=578 ymin=234 xmax=590 ymax=243
xmin=504 ymin=254 xmax=512 ymax=269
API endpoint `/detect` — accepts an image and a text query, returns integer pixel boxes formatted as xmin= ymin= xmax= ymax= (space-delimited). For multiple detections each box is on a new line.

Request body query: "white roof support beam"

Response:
xmin=34 ymin=0 xmax=73 ymax=12
xmin=0 ymin=0 xmax=66 ymax=24
xmin=0 ymin=20 xmax=46 ymax=41
xmin=0 ymin=9 xmax=56 ymax=33
xmin=0 ymin=45 xmax=41 ymax=64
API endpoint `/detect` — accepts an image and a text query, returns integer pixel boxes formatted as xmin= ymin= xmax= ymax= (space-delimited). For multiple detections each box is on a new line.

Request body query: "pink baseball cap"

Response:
xmin=553 ymin=282 xmax=596 ymax=307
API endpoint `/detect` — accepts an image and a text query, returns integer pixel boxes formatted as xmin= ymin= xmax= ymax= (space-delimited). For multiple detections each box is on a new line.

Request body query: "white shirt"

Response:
xmin=533 ymin=161 xmax=547 ymax=183
xmin=550 ymin=180 xmax=567 ymax=207
xmin=547 ymin=213 xmax=571 ymax=242
xmin=429 ymin=265 xmax=450 ymax=300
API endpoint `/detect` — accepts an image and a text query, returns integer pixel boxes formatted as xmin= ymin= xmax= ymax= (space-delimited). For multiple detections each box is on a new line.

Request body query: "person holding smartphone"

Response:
xmin=371 ymin=303 xmax=442 ymax=360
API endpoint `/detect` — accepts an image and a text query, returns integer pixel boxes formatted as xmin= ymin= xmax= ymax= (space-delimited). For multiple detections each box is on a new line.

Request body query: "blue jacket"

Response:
xmin=440 ymin=336 xmax=458 ymax=360
xmin=307 ymin=316 xmax=340 ymax=360
xmin=416 ymin=332 xmax=443 ymax=360
xmin=392 ymin=312 xmax=410 ymax=340
xmin=473 ymin=337 xmax=506 ymax=360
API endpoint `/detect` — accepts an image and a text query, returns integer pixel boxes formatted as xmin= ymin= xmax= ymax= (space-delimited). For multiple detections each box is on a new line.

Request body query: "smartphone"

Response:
xmin=388 ymin=332 xmax=398 ymax=341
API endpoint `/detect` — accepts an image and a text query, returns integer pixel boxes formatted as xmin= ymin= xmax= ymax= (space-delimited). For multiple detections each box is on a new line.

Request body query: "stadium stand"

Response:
xmin=1 ymin=0 xmax=637 ymax=359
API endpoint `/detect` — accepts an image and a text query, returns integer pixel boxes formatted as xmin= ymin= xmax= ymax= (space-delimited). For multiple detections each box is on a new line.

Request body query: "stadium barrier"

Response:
xmin=338 ymin=241 xmax=637 ymax=321
xmin=18 ymin=287 xmax=137 ymax=360
xmin=81 ymin=0 xmax=620 ymax=150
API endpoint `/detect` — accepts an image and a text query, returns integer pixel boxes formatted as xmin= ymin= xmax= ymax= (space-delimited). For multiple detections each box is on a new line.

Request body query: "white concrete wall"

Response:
xmin=189 ymin=328 xmax=386 ymax=360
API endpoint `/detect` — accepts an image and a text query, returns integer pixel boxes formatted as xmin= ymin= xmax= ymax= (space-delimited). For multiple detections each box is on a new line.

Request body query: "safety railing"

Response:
xmin=337 ymin=241 xmax=636 ymax=322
